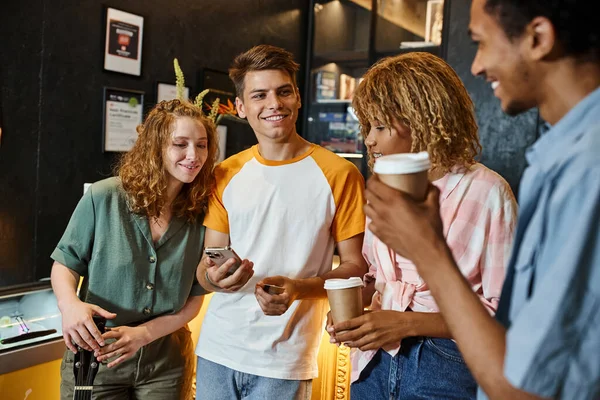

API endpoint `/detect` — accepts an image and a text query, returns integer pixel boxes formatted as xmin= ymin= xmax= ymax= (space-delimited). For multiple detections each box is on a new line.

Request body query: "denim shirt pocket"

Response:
xmin=513 ymin=230 xmax=544 ymax=311
xmin=515 ymin=179 xmax=552 ymax=291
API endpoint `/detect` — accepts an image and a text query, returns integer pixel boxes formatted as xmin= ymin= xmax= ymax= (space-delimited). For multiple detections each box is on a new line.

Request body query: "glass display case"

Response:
xmin=0 ymin=282 xmax=64 ymax=374
xmin=303 ymin=0 xmax=447 ymax=177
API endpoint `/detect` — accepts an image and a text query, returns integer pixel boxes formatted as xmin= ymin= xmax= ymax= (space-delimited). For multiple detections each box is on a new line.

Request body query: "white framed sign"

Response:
xmin=217 ymin=125 xmax=227 ymax=163
xmin=156 ymin=82 xmax=190 ymax=103
xmin=104 ymin=7 xmax=144 ymax=76
xmin=102 ymin=87 xmax=144 ymax=152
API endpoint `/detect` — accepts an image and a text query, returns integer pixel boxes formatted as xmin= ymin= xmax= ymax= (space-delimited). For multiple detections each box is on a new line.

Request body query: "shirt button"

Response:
xmin=146 ymin=283 xmax=154 ymax=290
xmin=149 ymin=256 xmax=156 ymax=263
xmin=143 ymin=307 xmax=151 ymax=315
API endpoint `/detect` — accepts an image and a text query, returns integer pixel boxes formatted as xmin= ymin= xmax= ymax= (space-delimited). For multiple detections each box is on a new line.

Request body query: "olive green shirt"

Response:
xmin=51 ymin=177 xmax=207 ymax=327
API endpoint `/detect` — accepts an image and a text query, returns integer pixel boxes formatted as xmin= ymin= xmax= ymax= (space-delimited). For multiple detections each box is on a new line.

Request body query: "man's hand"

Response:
xmin=365 ymin=176 xmax=445 ymax=269
xmin=327 ymin=310 xmax=415 ymax=351
xmin=96 ymin=326 xmax=151 ymax=368
xmin=203 ymin=256 xmax=254 ymax=292
xmin=60 ymin=299 xmax=116 ymax=353
xmin=254 ymin=276 xmax=299 ymax=315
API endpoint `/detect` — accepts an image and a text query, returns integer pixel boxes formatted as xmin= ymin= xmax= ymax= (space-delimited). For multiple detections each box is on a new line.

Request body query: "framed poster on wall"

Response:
xmin=102 ymin=87 xmax=144 ymax=152
xmin=104 ymin=7 xmax=144 ymax=76
xmin=197 ymin=68 xmax=236 ymax=108
xmin=216 ymin=125 xmax=227 ymax=163
xmin=156 ymin=82 xmax=190 ymax=103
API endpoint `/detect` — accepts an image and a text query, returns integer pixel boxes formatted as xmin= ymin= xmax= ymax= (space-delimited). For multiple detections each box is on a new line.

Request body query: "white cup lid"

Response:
xmin=373 ymin=151 xmax=431 ymax=174
xmin=324 ymin=277 xmax=363 ymax=290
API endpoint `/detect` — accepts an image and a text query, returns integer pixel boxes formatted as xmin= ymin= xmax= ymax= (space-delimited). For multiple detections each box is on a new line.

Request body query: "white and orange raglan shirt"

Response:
xmin=196 ymin=143 xmax=365 ymax=380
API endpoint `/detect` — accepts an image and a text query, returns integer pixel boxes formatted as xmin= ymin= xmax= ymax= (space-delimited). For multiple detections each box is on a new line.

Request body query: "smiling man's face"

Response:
xmin=469 ymin=0 xmax=539 ymax=116
xmin=236 ymin=69 xmax=301 ymax=144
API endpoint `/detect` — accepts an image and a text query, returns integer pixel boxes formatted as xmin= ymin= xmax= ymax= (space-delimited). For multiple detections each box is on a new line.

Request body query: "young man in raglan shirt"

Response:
xmin=343 ymin=0 xmax=600 ymax=399
xmin=194 ymin=44 xmax=367 ymax=399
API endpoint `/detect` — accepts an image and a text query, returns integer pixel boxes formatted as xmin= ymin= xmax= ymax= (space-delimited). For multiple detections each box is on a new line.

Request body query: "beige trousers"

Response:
xmin=60 ymin=326 xmax=194 ymax=400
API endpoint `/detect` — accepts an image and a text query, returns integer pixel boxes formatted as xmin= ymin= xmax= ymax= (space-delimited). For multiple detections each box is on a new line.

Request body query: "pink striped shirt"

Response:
xmin=351 ymin=163 xmax=518 ymax=383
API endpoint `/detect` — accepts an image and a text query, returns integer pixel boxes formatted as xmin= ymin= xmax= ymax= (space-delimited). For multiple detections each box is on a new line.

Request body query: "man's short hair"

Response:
xmin=229 ymin=45 xmax=300 ymax=98
xmin=484 ymin=0 xmax=599 ymax=61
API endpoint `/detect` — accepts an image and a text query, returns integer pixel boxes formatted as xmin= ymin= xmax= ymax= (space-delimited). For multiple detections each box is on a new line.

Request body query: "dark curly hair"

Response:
xmin=484 ymin=0 xmax=599 ymax=61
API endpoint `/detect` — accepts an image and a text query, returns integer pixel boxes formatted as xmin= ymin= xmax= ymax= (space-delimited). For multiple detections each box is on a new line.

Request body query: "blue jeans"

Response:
xmin=196 ymin=357 xmax=312 ymax=400
xmin=351 ymin=337 xmax=477 ymax=400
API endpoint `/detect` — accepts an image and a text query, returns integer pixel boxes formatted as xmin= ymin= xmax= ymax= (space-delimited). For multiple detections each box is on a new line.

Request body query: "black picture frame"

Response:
xmin=102 ymin=87 xmax=145 ymax=152
xmin=103 ymin=7 xmax=144 ymax=76
xmin=196 ymin=68 xmax=236 ymax=109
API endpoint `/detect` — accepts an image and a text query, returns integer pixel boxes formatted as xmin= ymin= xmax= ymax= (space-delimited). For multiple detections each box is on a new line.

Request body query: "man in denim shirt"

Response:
xmin=361 ymin=0 xmax=599 ymax=399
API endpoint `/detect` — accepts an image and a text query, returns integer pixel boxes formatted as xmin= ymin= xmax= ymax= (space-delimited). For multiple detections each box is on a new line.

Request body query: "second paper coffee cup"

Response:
xmin=324 ymin=277 xmax=363 ymax=324
xmin=373 ymin=151 xmax=431 ymax=201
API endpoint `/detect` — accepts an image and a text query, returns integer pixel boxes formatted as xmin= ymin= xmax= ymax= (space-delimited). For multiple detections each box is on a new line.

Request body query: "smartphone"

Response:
xmin=263 ymin=284 xmax=285 ymax=295
xmin=204 ymin=246 xmax=242 ymax=276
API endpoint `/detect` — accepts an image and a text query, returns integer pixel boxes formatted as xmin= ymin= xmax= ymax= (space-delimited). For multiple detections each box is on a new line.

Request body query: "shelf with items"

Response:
xmin=311 ymin=67 xmax=368 ymax=103
xmin=307 ymin=104 xmax=364 ymax=155
xmin=303 ymin=0 xmax=449 ymax=179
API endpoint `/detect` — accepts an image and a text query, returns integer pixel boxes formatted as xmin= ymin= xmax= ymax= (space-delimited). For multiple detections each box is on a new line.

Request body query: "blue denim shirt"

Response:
xmin=479 ymin=87 xmax=600 ymax=400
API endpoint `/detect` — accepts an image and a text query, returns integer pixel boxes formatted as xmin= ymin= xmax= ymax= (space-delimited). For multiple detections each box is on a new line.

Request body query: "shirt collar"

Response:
xmin=526 ymin=87 xmax=600 ymax=168
xmin=433 ymin=164 xmax=469 ymax=202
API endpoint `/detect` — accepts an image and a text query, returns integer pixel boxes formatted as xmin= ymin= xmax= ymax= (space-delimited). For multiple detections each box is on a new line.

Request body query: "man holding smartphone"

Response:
xmin=194 ymin=44 xmax=367 ymax=399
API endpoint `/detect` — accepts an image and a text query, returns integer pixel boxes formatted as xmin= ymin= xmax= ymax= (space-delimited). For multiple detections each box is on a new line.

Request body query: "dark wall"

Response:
xmin=443 ymin=0 xmax=539 ymax=196
xmin=0 ymin=0 xmax=309 ymax=288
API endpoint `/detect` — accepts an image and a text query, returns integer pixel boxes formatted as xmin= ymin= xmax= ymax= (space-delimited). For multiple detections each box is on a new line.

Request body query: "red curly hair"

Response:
xmin=116 ymin=99 xmax=218 ymax=222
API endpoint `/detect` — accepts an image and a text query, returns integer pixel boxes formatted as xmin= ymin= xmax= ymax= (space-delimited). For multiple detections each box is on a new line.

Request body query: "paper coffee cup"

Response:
xmin=373 ymin=151 xmax=430 ymax=201
xmin=324 ymin=277 xmax=363 ymax=325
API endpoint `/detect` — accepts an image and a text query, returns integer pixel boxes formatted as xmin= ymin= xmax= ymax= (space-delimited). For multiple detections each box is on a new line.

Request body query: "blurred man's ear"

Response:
xmin=527 ymin=16 xmax=557 ymax=61
xmin=235 ymin=97 xmax=246 ymax=119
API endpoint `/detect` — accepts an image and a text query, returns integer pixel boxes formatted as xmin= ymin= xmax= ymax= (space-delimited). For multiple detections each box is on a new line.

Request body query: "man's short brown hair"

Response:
xmin=229 ymin=45 xmax=300 ymax=98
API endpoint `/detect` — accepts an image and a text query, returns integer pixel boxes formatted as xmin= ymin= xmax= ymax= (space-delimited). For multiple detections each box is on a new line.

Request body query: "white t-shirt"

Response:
xmin=196 ymin=144 xmax=365 ymax=380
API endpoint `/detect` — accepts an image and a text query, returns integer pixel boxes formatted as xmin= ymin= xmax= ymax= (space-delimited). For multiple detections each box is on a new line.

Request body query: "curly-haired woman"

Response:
xmin=327 ymin=52 xmax=518 ymax=399
xmin=50 ymin=99 xmax=227 ymax=399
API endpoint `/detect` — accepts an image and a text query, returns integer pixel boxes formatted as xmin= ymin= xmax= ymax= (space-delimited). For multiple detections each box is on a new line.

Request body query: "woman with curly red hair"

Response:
xmin=50 ymin=99 xmax=218 ymax=399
